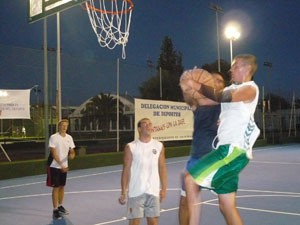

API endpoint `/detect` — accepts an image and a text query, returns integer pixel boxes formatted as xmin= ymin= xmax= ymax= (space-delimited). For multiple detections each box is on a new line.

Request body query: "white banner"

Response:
xmin=134 ymin=98 xmax=193 ymax=141
xmin=0 ymin=89 xmax=31 ymax=119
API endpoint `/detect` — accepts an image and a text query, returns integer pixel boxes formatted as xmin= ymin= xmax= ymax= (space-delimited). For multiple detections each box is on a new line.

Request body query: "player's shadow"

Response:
xmin=48 ymin=216 xmax=74 ymax=225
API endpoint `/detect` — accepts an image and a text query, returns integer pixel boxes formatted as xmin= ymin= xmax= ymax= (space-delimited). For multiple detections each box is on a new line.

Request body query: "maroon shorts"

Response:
xmin=46 ymin=167 xmax=67 ymax=187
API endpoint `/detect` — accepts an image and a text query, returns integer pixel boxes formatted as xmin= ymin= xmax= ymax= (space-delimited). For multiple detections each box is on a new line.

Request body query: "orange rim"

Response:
xmin=84 ymin=0 xmax=134 ymax=15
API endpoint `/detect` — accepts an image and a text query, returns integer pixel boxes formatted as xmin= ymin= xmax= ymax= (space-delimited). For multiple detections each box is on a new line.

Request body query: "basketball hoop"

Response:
xmin=84 ymin=0 xmax=134 ymax=59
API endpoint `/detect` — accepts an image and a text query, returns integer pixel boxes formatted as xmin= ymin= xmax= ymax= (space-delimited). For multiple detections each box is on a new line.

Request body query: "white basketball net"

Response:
xmin=85 ymin=0 xmax=133 ymax=59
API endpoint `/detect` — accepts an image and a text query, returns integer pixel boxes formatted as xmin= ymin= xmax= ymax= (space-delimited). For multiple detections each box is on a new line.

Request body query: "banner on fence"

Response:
xmin=134 ymin=98 xmax=193 ymax=141
xmin=0 ymin=89 xmax=31 ymax=119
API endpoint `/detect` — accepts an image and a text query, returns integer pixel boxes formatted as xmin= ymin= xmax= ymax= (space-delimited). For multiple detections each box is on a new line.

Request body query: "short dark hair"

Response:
xmin=137 ymin=118 xmax=150 ymax=128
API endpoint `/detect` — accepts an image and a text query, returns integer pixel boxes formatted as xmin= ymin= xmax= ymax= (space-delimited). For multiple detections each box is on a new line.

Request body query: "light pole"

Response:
xmin=263 ymin=61 xmax=272 ymax=112
xmin=56 ymin=12 xmax=62 ymax=123
xmin=225 ymin=24 xmax=240 ymax=64
xmin=263 ymin=61 xmax=273 ymax=142
xmin=210 ymin=3 xmax=223 ymax=72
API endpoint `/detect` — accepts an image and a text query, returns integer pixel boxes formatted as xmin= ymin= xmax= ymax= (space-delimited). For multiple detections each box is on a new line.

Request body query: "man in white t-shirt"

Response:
xmin=46 ymin=119 xmax=76 ymax=219
xmin=119 ymin=118 xmax=167 ymax=225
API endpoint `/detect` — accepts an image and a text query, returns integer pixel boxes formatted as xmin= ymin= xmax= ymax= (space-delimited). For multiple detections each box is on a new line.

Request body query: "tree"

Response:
xmin=80 ymin=100 xmax=95 ymax=130
xmin=258 ymin=93 xmax=291 ymax=112
xmin=139 ymin=36 xmax=184 ymax=101
xmin=295 ymin=98 xmax=300 ymax=109
xmin=80 ymin=93 xmax=125 ymax=132
xmin=201 ymin=59 xmax=231 ymax=85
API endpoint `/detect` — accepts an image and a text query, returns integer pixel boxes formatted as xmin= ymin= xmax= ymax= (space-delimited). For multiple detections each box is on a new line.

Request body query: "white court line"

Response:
xmin=95 ymin=190 xmax=300 ymax=225
xmin=239 ymin=189 xmax=300 ymax=195
xmin=1 ymin=144 xmax=299 ymax=190
xmin=0 ymin=193 xmax=50 ymax=200
xmin=0 ymin=169 xmax=123 ymax=189
xmin=0 ymin=188 xmax=180 ymax=201
xmin=92 ymin=193 xmax=300 ymax=225
xmin=93 ymin=217 xmax=127 ymax=225
xmin=1 ymin=144 xmax=300 ymax=224
xmin=0 ymin=144 xmax=298 ymax=190
xmin=2 ymin=188 xmax=299 ymax=223
xmin=91 ymin=201 xmax=216 ymax=225
xmin=0 ymin=181 xmax=44 ymax=189
xmin=0 ymin=160 xmax=187 ymax=190
xmin=236 ymin=205 xmax=300 ymax=217
xmin=250 ymin=160 xmax=300 ymax=165
xmin=254 ymin=144 xmax=300 ymax=151
xmin=205 ymin=194 xmax=300 ymax=216
xmin=2 ymin=187 xmax=299 ymax=201
xmin=3 ymin=153 xmax=297 ymax=190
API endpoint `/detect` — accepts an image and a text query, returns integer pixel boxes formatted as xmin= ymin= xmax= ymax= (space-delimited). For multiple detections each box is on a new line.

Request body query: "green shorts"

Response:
xmin=187 ymin=144 xmax=249 ymax=194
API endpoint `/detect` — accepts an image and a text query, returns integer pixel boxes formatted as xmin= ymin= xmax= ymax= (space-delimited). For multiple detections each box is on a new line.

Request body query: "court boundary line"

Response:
xmin=1 ymin=142 xmax=300 ymax=225
xmin=1 ymin=143 xmax=299 ymax=190
xmin=92 ymin=193 xmax=300 ymax=225
xmin=1 ymin=157 xmax=298 ymax=190
xmin=1 ymin=187 xmax=299 ymax=200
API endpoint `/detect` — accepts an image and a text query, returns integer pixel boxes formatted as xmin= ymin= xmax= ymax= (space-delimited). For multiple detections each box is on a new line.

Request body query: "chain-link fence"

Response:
xmin=0 ymin=44 xmax=155 ymax=138
xmin=1 ymin=44 xmax=300 ymax=161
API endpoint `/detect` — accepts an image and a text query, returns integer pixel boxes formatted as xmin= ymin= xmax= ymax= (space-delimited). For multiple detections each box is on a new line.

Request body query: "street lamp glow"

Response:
xmin=225 ymin=26 xmax=241 ymax=40
xmin=225 ymin=23 xmax=241 ymax=64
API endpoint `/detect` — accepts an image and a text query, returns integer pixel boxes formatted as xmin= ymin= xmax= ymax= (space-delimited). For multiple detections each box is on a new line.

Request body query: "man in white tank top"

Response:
xmin=183 ymin=54 xmax=259 ymax=225
xmin=118 ymin=118 xmax=167 ymax=225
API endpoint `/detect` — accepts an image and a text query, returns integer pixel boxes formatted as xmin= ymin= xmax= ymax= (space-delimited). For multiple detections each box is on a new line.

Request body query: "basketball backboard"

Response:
xmin=28 ymin=0 xmax=87 ymax=23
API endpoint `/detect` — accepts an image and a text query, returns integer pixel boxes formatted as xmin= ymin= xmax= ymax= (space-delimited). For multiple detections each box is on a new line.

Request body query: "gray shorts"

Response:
xmin=127 ymin=193 xmax=160 ymax=219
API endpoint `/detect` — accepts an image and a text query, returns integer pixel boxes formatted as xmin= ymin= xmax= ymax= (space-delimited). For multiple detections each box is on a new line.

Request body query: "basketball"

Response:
xmin=180 ymin=68 xmax=215 ymax=88
xmin=179 ymin=68 xmax=216 ymax=104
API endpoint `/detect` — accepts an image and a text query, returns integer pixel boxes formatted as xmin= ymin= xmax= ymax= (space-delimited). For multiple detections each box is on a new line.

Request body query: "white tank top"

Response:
xmin=128 ymin=139 xmax=163 ymax=198
xmin=216 ymin=81 xmax=260 ymax=158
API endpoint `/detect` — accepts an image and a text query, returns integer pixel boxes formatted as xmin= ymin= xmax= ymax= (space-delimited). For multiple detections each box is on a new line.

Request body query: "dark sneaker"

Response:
xmin=53 ymin=209 xmax=62 ymax=219
xmin=58 ymin=205 xmax=69 ymax=215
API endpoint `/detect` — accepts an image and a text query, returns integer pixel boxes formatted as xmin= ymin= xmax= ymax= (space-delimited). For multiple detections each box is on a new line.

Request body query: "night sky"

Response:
xmin=0 ymin=0 xmax=300 ymax=105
